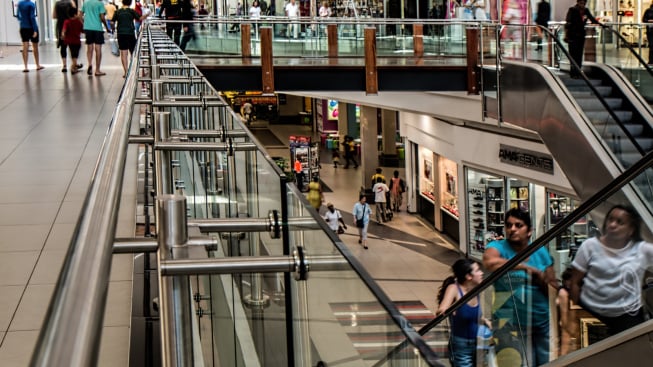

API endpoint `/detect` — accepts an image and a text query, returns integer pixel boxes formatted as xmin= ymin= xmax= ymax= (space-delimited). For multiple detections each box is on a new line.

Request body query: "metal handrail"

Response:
xmin=29 ymin=25 xmax=144 ymax=367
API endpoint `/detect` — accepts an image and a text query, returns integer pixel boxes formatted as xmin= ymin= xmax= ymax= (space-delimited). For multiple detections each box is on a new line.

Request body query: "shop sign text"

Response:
xmin=499 ymin=145 xmax=554 ymax=174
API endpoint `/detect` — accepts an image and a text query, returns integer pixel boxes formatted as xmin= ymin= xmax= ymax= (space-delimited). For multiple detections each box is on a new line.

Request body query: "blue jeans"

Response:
xmin=449 ymin=335 xmax=476 ymax=367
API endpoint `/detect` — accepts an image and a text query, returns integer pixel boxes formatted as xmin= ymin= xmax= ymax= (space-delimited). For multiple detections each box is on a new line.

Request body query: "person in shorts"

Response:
xmin=17 ymin=0 xmax=44 ymax=72
xmin=113 ymin=0 xmax=149 ymax=76
xmin=81 ymin=0 xmax=107 ymax=76
xmin=62 ymin=7 xmax=84 ymax=74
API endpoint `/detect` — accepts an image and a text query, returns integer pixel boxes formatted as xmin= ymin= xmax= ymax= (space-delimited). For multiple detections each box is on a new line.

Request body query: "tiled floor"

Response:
xmin=0 ymin=43 xmax=134 ymax=366
xmin=0 ymin=42 xmax=461 ymax=365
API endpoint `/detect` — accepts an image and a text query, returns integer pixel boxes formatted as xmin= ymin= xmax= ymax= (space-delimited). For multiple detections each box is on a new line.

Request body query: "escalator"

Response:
xmin=377 ymin=150 xmax=653 ymax=367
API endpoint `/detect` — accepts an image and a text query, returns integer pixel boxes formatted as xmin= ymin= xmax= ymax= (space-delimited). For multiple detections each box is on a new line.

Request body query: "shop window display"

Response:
xmin=440 ymin=158 xmax=458 ymax=217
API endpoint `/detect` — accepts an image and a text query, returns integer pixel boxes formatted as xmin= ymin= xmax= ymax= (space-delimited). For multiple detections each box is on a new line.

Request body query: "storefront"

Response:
xmin=400 ymin=111 xmax=576 ymax=255
xmin=415 ymin=147 xmax=460 ymax=241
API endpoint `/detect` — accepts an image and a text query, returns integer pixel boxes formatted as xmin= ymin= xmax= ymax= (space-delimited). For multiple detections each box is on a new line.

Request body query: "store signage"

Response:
xmin=499 ymin=145 xmax=554 ymax=174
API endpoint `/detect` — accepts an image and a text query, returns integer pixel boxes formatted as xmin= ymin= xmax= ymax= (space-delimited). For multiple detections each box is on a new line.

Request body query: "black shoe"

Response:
xmin=474 ymin=224 xmax=485 ymax=230
xmin=472 ymin=218 xmax=484 ymax=223
xmin=363 ymin=245 xmax=368 ymax=249
xmin=474 ymin=196 xmax=483 ymax=200
xmin=358 ymin=239 xmax=362 ymax=244
xmin=472 ymin=210 xmax=483 ymax=215
xmin=472 ymin=203 xmax=483 ymax=208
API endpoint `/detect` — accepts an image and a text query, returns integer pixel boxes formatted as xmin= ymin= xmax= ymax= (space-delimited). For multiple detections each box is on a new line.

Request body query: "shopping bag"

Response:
xmin=110 ymin=35 xmax=120 ymax=57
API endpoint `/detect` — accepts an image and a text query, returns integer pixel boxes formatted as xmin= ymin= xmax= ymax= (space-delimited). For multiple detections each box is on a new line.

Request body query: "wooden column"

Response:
xmin=413 ymin=24 xmax=424 ymax=58
xmin=585 ymin=28 xmax=596 ymax=62
xmin=261 ymin=27 xmax=274 ymax=94
xmin=241 ymin=24 xmax=251 ymax=58
xmin=465 ymin=27 xmax=479 ymax=95
xmin=364 ymin=27 xmax=377 ymax=95
xmin=327 ymin=24 xmax=338 ymax=60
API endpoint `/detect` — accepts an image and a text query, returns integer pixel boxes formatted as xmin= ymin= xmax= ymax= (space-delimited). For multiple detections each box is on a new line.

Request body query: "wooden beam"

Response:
xmin=241 ymin=24 xmax=251 ymax=58
xmin=413 ymin=24 xmax=424 ymax=58
xmin=261 ymin=27 xmax=274 ymax=94
xmin=465 ymin=27 xmax=479 ymax=95
xmin=327 ymin=24 xmax=338 ymax=60
xmin=364 ymin=27 xmax=377 ymax=95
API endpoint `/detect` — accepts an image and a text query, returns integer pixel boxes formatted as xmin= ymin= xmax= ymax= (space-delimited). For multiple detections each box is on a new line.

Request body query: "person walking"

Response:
xmin=81 ymin=0 xmax=108 ymax=76
xmin=569 ymin=205 xmax=653 ymax=336
xmin=285 ymin=0 xmax=300 ymax=39
xmin=643 ymin=3 xmax=653 ymax=64
xmin=342 ymin=137 xmax=358 ymax=169
xmin=353 ymin=195 xmax=371 ymax=249
xmin=53 ymin=0 xmax=76 ymax=72
xmin=388 ymin=170 xmax=406 ymax=212
xmin=307 ymin=176 xmax=323 ymax=210
xmin=483 ymin=208 xmax=556 ymax=366
xmin=17 ymin=0 xmax=44 ymax=72
xmin=160 ymin=0 xmax=183 ymax=44
xmin=323 ymin=202 xmax=346 ymax=233
xmin=437 ymin=258 xmax=489 ymax=367
xmin=372 ymin=177 xmax=389 ymax=224
xmin=61 ymin=7 xmax=84 ymax=74
xmin=249 ymin=0 xmax=261 ymax=35
xmin=370 ymin=167 xmax=385 ymax=188
xmin=564 ymin=0 xmax=602 ymax=78
xmin=179 ymin=0 xmax=197 ymax=51
xmin=535 ymin=0 xmax=550 ymax=51
xmin=240 ymin=99 xmax=253 ymax=125
xmin=113 ymin=0 xmax=149 ymax=77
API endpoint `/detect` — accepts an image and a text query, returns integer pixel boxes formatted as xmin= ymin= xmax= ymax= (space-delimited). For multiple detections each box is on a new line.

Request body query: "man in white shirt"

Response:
xmin=285 ymin=0 xmax=300 ymax=38
xmin=372 ymin=177 xmax=389 ymax=223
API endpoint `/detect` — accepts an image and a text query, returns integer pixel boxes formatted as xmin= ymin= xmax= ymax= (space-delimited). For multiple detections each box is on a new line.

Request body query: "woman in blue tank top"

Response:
xmin=437 ymin=259 xmax=488 ymax=366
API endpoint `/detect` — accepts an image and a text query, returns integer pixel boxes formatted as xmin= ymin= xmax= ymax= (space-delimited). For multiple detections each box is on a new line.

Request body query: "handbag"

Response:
xmin=356 ymin=204 xmax=366 ymax=228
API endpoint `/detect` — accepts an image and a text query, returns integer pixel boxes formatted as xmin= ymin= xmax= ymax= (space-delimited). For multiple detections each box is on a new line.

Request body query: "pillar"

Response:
xmin=337 ymin=102 xmax=349 ymax=153
xmin=381 ymin=109 xmax=397 ymax=156
xmin=360 ymin=105 xmax=379 ymax=189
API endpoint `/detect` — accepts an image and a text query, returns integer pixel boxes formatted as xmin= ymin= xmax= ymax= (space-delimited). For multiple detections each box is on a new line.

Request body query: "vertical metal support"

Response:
xmin=243 ymin=150 xmax=269 ymax=307
xmin=291 ymin=259 xmax=311 ymax=367
xmin=156 ymin=195 xmax=194 ymax=366
xmin=154 ymin=110 xmax=173 ymax=195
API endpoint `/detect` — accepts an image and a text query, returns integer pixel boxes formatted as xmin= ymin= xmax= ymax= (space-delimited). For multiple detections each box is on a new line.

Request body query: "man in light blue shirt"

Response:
xmin=81 ymin=0 xmax=107 ymax=76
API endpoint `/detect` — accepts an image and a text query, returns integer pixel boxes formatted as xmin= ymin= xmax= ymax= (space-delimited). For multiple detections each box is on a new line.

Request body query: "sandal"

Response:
xmin=94 ymin=71 xmax=106 ymax=76
xmin=87 ymin=66 xmax=93 ymax=75
xmin=61 ymin=68 xmax=67 ymax=73
xmin=36 ymin=66 xmax=44 ymax=71
xmin=22 ymin=69 xmax=29 ymax=73
xmin=70 ymin=68 xmax=79 ymax=74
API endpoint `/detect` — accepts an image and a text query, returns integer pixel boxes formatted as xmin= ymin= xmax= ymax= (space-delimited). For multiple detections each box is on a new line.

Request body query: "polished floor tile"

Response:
xmin=0 ymin=252 xmax=39 ymax=286
xmin=0 ymin=286 xmax=23 ymax=331
xmin=29 ymin=250 xmax=66 ymax=285
xmin=0 ymin=330 xmax=39 ymax=367
xmin=9 ymin=284 xmax=55 ymax=331
xmin=0 ymin=224 xmax=50 ymax=252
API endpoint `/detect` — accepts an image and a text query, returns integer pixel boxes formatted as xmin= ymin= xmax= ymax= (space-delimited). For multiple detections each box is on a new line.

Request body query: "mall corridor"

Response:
xmin=0 ymin=43 xmax=462 ymax=366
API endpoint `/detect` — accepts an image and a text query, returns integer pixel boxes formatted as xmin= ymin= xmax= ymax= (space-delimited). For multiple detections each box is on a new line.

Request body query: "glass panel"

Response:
xmin=482 ymin=170 xmax=653 ymax=365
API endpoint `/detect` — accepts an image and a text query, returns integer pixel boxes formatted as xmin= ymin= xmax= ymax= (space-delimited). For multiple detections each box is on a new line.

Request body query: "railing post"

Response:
xmin=261 ymin=27 xmax=274 ymax=94
xmin=413 ymin=24 xmax=424 ymax=58
xmin=154 ymin=110 xmax=173 ymax=194
xmin=364 ymin=27 xmax=378 ymax=95
xmin=327 ymin=24 xmax=338 ymax=60
xmin=466 ymin=27 xmax=479 ymax=94
xmin=241 ymin=24 xmax=252 ymax=58
xmin=157 ymin=194 xmax=194 ymax=366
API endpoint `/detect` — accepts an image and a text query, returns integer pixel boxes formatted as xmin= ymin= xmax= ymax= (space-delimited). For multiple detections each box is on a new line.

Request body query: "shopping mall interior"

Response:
xmin=2 ymin=2 xmax=653 ymax=366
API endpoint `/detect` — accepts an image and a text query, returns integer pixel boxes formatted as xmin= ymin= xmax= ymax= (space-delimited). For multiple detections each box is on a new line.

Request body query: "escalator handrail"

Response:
xmin=374 ymin=149 xmax=653 ymax=366
xmin=545 ymin=24 xmax=647 ymax=156
xmin=601 ymin=24 xmax=653 ymax=77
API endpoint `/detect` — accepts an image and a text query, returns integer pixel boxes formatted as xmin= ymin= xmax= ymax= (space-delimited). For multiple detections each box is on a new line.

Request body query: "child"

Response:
xmin=61 ymin=8 xmax=83 ymax=74
xmin=332 ymin=149 xmax=340 ymax=168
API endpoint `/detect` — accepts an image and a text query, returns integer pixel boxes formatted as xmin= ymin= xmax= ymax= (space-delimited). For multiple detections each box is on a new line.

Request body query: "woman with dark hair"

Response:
xmin=437 ymin=258 xmax=487 ymax=367
xmin=570 ymin=204 xmax=653 ymax=336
